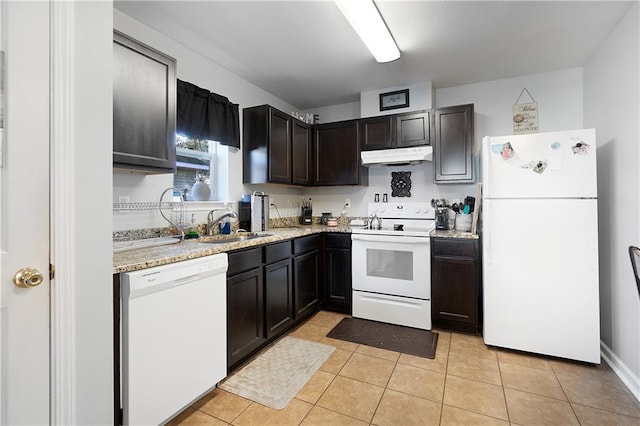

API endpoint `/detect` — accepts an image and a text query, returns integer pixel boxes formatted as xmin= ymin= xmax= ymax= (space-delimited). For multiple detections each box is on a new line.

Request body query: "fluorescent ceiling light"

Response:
xmin=335 ymin=0 xmax=400 ymax=63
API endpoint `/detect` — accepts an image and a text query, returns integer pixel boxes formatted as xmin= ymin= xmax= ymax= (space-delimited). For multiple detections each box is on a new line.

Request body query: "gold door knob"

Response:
xmin=13 ymin=267 xmax=44 ymax=288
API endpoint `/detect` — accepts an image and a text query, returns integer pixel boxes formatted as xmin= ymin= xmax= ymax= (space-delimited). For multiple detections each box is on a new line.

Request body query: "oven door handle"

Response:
xmin=351 ymin=234 xmax=430 ymax=244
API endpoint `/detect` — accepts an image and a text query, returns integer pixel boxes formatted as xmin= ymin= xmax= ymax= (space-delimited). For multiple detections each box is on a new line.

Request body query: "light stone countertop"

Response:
xmin=113 ymin=226 xmax=350 ymax=274
xmin=430 ymin=229 xmax=480 ymax=240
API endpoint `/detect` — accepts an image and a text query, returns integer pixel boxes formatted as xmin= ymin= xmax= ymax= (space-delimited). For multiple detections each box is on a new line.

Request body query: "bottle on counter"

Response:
xmin=219 ymin=203 xmax=232 ymax=235
xmin=186 ymin=213 xmax=199 ymax=239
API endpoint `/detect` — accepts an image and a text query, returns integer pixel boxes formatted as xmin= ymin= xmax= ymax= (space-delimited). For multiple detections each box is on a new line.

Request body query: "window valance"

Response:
xmin=177 ymin=79 xmax=240 ymax=149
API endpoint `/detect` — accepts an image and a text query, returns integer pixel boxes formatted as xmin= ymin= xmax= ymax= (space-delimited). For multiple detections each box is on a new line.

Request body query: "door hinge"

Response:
xmin=49 ymin=264 xmax=55 ymax=280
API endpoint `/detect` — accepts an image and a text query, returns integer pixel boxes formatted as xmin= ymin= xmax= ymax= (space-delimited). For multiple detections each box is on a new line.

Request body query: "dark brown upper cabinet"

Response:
xmin=396 ymin=110 xmax=430 ymax=147
xmin=292 ymin=119 xmax=312 ymax=185
xmin=243 ymin=105 xmax=313 ymax=186
xmin=314 ymin=120 xmax=368 ymax=186
xmin=243 ymin=105 xmax=292 ymax=184
xmin=360 ymin=110 xmax=430 ymax=151
xmin=113 ymin=31 xmax=176 ymax=174
xmin=359 ymin=115 xmax=394 ymax=151
xmin=433 ymin=104 xmax=475 ymax=183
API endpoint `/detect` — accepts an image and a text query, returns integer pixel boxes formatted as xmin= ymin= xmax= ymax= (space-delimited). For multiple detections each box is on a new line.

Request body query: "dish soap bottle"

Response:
xmin=186 ymin=214 xmax=199 ymax=239
xmin=219 ymin=203 xmax=232 ymax=235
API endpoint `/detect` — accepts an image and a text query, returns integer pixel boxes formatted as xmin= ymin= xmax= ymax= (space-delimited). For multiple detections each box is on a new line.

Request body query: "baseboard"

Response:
xmin=600 ymin=341 xmax=640 ymax=402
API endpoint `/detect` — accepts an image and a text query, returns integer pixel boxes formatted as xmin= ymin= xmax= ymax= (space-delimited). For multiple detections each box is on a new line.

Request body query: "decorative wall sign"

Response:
xmin=380 ymin=89 xmax=409 ymax=111
xmin=391 ymin=171 xmax=411 ymax=197
xmin=513 ymin=88 xmax=538 ymax=134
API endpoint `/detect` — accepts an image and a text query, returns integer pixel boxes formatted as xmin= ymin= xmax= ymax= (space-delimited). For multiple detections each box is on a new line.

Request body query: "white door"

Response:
xmin=482 ymin=129 xmax=597 ymax=199
xmin=1 ymin=1 xmax=51 ymax=424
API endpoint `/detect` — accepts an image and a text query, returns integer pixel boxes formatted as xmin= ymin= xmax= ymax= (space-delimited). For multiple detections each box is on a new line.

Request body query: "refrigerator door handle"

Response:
xmin=482 ymin=136 xmax=491 ymax=198
xmin=484 ymin=201 xmax=492 ymax=265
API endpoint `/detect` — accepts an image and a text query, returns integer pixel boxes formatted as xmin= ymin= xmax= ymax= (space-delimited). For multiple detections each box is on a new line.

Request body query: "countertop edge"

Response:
xmin=430 ymin=230 xmax=480 ymax=240
xmin=113 ymin=226 xmax=349 ymax=274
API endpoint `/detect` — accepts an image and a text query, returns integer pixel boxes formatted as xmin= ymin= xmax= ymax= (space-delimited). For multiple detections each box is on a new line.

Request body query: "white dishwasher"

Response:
xmin=120 ymin=253 xmax=228 ymax=425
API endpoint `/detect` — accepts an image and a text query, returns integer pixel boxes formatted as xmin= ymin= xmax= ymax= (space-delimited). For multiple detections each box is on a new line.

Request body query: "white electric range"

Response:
xmin=351 ymin=202 xmax=435 ymax=330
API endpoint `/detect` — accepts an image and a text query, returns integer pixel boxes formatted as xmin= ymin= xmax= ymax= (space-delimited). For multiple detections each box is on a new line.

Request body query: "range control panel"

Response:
xmin=367 ymin=202 xmax=434 ymax=219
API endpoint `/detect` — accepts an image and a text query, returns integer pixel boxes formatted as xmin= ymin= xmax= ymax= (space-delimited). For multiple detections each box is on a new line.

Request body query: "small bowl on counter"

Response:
xmin=326 ymin=217 xmax=338 ymax=227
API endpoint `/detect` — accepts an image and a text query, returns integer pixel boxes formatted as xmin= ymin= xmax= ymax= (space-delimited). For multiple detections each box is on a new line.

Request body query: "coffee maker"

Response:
xmin=432 ymin=198 xmax=449 ymax=230
xmin=435 ymin=206 xmax=448 ymax=230
xmin=239 ymin=192 xmax=270 ymax=232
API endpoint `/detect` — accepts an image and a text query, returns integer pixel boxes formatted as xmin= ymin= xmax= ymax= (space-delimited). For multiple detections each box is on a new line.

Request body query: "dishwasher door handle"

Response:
xmin=127 ymin=271 xmax=226 ymax=299
xmin=122 ymin=254 xmax=228 ymax=299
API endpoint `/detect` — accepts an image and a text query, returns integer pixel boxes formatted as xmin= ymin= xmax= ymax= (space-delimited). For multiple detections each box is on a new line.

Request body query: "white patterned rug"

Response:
xmin=219 ymin=336 xmax=335 ymax=410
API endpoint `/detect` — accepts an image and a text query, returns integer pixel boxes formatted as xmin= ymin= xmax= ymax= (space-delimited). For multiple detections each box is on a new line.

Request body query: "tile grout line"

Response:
xmin=438 ymin=332 xmax=452 ymax=425
xmin=368 ymin=355 xmax=401 ymax=424
xmin=496 ymin=353 xmax=512 ymax=425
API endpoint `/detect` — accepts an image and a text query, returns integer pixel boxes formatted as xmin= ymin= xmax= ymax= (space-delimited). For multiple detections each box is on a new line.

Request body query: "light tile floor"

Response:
xmin=169 ymin=311 xmax=640 ymax=425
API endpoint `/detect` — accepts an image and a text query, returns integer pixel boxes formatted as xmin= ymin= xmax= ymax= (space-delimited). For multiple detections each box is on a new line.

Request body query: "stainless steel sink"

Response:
xmin=198 ymin=232 xmax=273 ymax=244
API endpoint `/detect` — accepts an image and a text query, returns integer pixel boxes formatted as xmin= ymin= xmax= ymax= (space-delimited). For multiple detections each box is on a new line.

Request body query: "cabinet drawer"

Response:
xmin=325 ymin=233 xmax=351 ymax=249
xmin=432 ymin=238 xmax=476 ymax=258
xmin=228 ymin=247 xmax=262 ymax=276
xmin=265 ymin=241 xmax=292 ymax=264
xmin=294 ymin=235 xmax=320 ymax=255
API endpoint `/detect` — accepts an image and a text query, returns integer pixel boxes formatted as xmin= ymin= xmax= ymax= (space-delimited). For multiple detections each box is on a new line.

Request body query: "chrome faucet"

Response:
xmin=206 ymin=209 xmax=238 ymax=236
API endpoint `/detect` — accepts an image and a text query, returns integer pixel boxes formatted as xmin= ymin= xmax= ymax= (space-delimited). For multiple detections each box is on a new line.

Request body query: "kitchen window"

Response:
xmin=174 ymin=135 xmax=227 ymax=201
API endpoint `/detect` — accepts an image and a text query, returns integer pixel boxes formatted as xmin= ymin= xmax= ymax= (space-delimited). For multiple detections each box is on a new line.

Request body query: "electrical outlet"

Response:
xmin=344 ymin=198 xmax=351 ymax=208
xmin=119 ymin=195 xmax=130 ymax=203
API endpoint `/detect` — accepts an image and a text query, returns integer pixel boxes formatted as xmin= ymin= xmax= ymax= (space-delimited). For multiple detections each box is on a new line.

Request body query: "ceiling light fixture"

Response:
xmin=334 ymin=0 xmax=400 ymax=63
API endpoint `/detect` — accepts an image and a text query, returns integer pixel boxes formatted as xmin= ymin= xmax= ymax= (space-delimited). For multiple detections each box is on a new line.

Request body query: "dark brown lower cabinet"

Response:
xmin=264 ymin=258 xmax=293 ymax=339
xmin=227 ymin=267 xmax=265 ymax=369
xmin=227 ymin=236 xmax=321 ymax=370
xmin=323 ymin=233 xmax=352 ymax=314
xmin=431 ymin=237 xmax=481 ymax=334
xmin=293 ymin=235 xmax=320 ymax=320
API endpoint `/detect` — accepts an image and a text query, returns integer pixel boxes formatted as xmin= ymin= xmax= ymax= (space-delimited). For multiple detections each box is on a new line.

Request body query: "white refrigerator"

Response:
xmin=482 ymin=128 xmax=600 ymax=363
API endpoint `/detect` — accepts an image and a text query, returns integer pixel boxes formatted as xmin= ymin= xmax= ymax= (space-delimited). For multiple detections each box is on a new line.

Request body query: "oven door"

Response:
xmin=351 ymin=234 xmax=430 ymax=299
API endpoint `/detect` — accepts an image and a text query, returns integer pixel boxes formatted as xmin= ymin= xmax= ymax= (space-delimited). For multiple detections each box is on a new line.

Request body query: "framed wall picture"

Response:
xmin=379 ymin=89 xmax=409 ymax=111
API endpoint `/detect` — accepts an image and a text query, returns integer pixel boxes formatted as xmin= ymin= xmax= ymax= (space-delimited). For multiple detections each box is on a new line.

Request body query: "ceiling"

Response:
xmin=114 ymin=1 xmax=634 ymax=110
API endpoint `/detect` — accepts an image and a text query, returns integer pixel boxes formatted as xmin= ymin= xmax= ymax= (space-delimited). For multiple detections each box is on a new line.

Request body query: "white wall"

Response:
xmin=436 ymin=67 xmax=584 ymax=145
xmin=308 ymin=101 xmax=361 ymax=123
xmin=584 ymin=3 xmax=640 ymax=399
xmin=304 ymin=163 xmax=473 ymax=218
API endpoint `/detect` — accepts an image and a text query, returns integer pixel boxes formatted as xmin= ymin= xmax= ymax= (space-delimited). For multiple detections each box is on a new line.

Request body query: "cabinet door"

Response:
xmin=396 ymin=111 xmax=430 ymax=147
xmin=324 ymin=246 xmax=352 ymax=314
xmin=227 ymin=268 xmax=265 ymax=369
xmin=431 ymin=237 xmax=481 ymax=334
xmin=113 ymin=32 xmax=176 ymax=173
xmin=292 ymin=120 xmax=312 ymax=185
xmin=314 ymin=121 xmax=365 ymax=185
xmin=359 ymin=116 xmax=393 ymax=151
xmin=293 ymin=250 xmax=320 ymax=320
xmin=433 ymin=104 xmax=474 ymax=183
xmin=265 ymin=259 xmax=294 ymax=339
xmin=431 ymin=256 xmax=477 ymax=332
xmin=268 ymin=109 xmax=292 ymax=183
